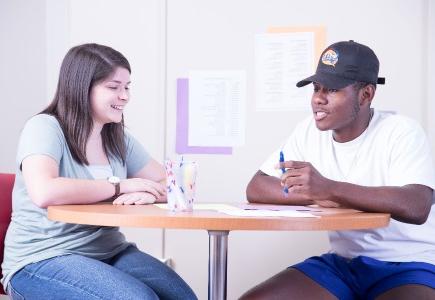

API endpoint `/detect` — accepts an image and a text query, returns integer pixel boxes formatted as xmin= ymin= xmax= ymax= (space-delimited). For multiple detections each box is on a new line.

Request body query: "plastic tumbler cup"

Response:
xmin=164 ymin=159 xmax=197 ymax=212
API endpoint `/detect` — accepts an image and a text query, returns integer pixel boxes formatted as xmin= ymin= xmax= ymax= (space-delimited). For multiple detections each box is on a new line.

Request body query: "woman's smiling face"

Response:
xmin=90 ymin=67 xmax=131 ymax=127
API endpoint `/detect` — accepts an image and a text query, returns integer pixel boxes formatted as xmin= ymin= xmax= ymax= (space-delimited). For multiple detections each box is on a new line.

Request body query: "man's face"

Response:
xmin=311 ymin=82 xmax=362 ymax=138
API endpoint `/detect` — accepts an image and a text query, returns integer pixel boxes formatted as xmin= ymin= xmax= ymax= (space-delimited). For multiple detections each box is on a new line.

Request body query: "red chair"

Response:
xmin=0 ymin=173 xmax=14 ymax=296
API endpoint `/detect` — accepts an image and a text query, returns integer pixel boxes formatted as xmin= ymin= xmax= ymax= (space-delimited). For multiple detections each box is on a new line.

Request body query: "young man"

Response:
xmin=241 ymin=41 xmax=435 ymax=300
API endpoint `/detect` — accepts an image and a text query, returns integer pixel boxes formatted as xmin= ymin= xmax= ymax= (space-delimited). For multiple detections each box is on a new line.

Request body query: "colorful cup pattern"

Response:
xmin=164 ymin=159 xmax=197 ymax=212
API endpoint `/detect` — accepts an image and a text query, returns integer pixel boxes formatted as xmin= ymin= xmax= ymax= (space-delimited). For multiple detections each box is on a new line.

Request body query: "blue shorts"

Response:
xmin=292 ymin=253 xmax=435 ymax=300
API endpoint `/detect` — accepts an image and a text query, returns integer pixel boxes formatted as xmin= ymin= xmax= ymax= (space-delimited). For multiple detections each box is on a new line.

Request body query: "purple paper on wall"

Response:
xmin=176 ymin=78 xmax=232 ymax=154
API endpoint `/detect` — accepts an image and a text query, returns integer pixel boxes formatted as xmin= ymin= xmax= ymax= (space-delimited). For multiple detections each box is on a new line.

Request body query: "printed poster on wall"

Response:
xmin=255 ymin=26 xmax=326 ymax=111
xmin=187 ymin=70 xmax=246 ymax=147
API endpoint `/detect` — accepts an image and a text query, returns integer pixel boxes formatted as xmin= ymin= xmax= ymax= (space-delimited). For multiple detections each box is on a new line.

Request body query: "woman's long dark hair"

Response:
xmin=41 ymin=43 xmax=131 ymax=165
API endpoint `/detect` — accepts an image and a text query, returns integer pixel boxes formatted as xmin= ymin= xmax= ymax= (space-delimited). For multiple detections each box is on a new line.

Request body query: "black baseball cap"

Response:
xmin=296 ymin=40 xmax=385 ymax=89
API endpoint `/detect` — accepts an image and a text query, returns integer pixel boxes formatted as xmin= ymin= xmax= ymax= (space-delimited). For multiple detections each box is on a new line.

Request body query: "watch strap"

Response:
xmin=114 ymin=181 xmax=120 ymax=196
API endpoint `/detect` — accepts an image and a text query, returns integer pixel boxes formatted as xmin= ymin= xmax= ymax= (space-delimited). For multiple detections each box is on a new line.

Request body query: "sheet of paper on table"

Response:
xmin=154 ymin=203 xmax=239 ymax=211
xmin=217 ymin=209 xmax=318 ymax=218
xmin=237 ymin=203 xmax=322 ymax=212
xmin=154 ymin=203 xmax=319 ymax=218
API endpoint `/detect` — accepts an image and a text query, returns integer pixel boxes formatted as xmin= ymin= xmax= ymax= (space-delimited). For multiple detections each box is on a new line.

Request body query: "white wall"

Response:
xmin=0 ymin=0 xmax=47 ymax=172
xmin=165 ymin=1 xmax=433 ymax=298
xmin=65 ymin=0 xmax=167 ymax=262
xmin=1 ymin=0 xmax=434 ymax=299
xmin=427 ymin=0 xmax=435 ymax=154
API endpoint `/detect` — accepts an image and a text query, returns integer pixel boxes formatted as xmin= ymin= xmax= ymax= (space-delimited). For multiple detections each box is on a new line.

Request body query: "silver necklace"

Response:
xmin=331 ymin=109 xmax=374 ymax=181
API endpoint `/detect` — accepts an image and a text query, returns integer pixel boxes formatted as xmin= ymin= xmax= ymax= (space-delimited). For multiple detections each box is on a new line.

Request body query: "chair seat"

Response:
xmin=0 ymin=173 xmax=14 ymax=296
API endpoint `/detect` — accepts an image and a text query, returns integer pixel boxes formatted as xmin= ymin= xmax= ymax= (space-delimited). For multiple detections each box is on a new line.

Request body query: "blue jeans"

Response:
xmin=8 ymin=245 xmax=197 ymax=300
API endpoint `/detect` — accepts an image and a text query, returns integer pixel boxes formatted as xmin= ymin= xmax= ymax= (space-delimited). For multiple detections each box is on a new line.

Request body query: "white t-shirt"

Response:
xmin=260 ymin=110 xmax=435 ymax=264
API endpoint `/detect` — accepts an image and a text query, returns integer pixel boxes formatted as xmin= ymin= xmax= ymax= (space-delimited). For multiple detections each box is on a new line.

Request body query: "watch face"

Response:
xmin=108 ymin=176 xmax=120 ymax=184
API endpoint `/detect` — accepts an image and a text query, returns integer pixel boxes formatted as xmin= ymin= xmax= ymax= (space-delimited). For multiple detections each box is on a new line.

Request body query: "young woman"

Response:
xmin=1 ymin=43 xmax=197 ymax=300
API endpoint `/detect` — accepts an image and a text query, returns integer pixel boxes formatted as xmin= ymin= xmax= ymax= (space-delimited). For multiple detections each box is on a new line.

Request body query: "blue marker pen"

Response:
xmin=279 ymin=150 xmax=289 ymax=196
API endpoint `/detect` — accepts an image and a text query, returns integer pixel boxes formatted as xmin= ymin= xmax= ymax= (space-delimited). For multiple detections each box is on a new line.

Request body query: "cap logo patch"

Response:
xmin=321 ymin=49 xmax=339 ymax=67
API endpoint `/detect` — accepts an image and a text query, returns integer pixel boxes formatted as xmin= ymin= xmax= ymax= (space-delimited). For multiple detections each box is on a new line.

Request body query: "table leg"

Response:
xmin=208 ymin=230 xmax=229 ymax=300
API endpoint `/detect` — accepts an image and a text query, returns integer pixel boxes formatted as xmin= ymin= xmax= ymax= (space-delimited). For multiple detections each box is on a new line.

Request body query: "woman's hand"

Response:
xmin=154 ymin=193 xmax=167 ymax=203
xmin=113 ymin=192 xmax=157 ymax=205
xmin=120 ymin=178 xmax=166 ymax=198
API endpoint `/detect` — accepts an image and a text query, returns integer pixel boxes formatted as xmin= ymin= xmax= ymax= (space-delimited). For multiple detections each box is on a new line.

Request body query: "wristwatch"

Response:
xmin=107 ymin=176 xmax=121 ymax=197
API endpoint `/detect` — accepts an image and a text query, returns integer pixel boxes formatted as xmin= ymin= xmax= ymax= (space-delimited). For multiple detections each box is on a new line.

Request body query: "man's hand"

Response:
xmin=279 ymin=160 xmax=336 ymax=203
xmin=313 ymin=200 xmax=341 ymax=208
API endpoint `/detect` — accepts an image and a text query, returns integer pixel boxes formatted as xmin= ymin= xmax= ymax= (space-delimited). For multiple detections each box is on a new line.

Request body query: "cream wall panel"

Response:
xmin=0 ymin=0 xmax=47 ymax=172
xmin=45 ymin=0 xmax=167 ymax=260
xmin=165 ymin=0 xmax=429 ymax=298
xmin=427 ymin=0 xmax=435 ymax=155
xmin=68 ymin=0 xmax=166 ymax=161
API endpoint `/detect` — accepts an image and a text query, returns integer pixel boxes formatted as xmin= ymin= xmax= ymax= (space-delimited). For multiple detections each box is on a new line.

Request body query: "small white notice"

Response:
xmin=188 ymin=70 xmax=246 ymax=147
xmin=255 ymin=32 xmax=315 ymax=111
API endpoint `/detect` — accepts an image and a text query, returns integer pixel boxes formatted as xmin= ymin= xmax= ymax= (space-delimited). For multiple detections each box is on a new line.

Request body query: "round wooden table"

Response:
xmin=48 ymin=203 xmax=390 ymax=300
